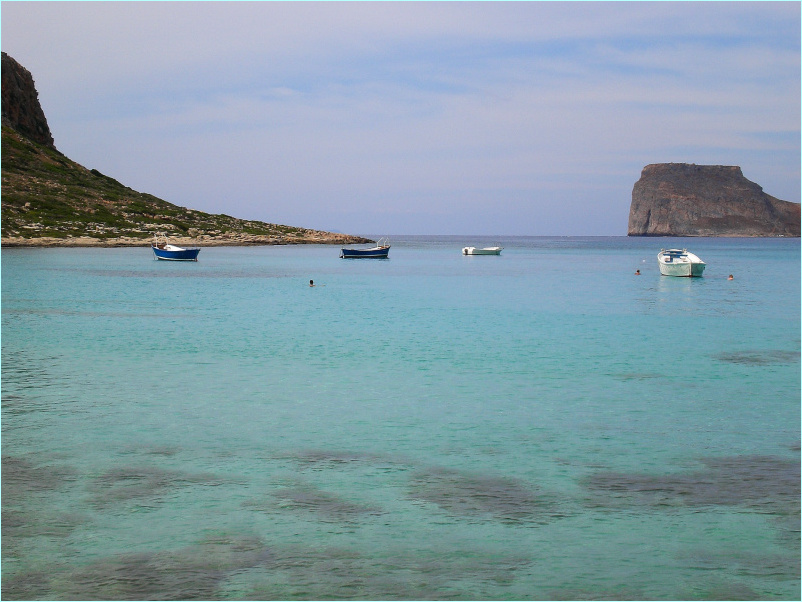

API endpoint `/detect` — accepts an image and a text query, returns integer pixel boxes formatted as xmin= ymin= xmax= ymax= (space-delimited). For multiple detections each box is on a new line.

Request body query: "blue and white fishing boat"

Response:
xmin=340 ymin=237 xmax=390 ymax=259
xmin=151 ymin=233 xmax=200 ymax=261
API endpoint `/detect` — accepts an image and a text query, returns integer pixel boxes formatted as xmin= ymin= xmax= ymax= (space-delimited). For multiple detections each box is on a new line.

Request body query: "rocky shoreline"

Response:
xmin=1 ymin=232 xmax=373 ymax=248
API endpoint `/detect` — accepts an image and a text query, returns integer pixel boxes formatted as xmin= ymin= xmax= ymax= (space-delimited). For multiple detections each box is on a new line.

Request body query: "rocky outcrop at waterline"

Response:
xmin=628 ymin=163 xmax=800 ymax=237
xmin=0 ymin=231 xmax=371 ymax=248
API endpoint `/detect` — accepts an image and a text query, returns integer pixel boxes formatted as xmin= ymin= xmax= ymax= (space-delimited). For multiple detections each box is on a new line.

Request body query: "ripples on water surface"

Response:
xmin=2 ymin=236 xmax=799 ymax=600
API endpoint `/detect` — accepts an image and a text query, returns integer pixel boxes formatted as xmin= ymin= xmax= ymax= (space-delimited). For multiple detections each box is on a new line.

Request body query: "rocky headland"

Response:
xmin=1 ymin=52 xmax=370 ymax=248
xmin=1 ymin=51 xmax=54 ymax=148
xmin=628 ymin=163 xmax=800 ymax=237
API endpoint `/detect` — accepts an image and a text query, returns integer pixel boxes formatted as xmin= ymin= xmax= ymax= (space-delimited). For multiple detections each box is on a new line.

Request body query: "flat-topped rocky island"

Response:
xmin=628 ymin=163 xmax=800 ymax=237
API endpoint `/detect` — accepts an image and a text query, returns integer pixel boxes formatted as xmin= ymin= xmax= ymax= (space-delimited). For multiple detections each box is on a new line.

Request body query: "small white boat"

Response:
xmin=657 ymin=248 xmax=705 ymax=277
xmin=462 ymin=246 xmax=503 ymax=255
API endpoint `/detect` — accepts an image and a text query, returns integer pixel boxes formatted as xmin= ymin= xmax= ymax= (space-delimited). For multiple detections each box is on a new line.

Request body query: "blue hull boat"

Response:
xmin=152 ymin=246 xmax=200 ymax=261
xmin=340 ymin=237 xmax=390 ymax=259
xmin=152 ymin=233 xmax=200 ymax=261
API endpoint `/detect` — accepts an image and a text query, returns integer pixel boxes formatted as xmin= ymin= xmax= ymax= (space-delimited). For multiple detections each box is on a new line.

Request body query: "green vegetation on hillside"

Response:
xmin=1 ymin=125 xmax=308 ymax=240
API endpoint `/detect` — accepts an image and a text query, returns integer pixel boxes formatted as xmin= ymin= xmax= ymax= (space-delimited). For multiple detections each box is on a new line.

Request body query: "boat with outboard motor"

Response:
xmin=340 ymin=237 xmax=390 ymax=258
xmin=151 ymin=233 xmax=201 ymax=261
xmin=657 ymin=248 xmax=705 ymax=277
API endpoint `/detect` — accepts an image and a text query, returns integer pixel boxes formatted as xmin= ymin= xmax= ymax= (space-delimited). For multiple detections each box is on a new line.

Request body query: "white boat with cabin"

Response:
xmin=657 ymin=248 xmax=705 ymax=277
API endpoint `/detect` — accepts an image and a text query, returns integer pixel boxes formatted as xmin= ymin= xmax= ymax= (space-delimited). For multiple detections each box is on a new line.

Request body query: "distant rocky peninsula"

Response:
xmin=628 ymin=163 xmax=800 ymax=237
xmin=1 ymin=52 xmax=370 ymax=248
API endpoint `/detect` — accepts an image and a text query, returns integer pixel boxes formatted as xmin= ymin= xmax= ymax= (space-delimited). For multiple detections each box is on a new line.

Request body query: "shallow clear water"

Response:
xmin=2 ymin=236 xmax=799 ymax=600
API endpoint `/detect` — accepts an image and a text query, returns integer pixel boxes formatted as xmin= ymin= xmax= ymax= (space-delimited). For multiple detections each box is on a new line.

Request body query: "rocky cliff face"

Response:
xmin=628 ymin=163 xmax=800 ymax=237
xmin=2 ymin=52 xmax=55 ymax=148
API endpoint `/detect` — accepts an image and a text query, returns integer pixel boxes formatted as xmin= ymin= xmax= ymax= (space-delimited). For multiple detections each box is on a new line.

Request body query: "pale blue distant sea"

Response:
xmin=2 ymin=236 xmax=799 ymax=600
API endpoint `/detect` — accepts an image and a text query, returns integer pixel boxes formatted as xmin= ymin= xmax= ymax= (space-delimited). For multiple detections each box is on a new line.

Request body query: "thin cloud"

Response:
xmin=2 ymin=1 xmax=798 ymax=235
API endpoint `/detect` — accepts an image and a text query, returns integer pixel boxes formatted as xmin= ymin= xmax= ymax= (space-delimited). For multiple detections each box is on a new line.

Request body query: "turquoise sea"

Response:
xmin=2 ymin=236 xmax=799 ymax=601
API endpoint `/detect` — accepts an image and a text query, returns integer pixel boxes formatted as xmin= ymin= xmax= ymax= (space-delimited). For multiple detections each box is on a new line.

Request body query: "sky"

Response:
xmin=1 ymin=1 xmax=799 ymax=236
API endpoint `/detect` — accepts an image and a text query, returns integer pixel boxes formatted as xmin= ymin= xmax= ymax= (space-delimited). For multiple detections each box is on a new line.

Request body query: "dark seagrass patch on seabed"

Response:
xmin=2 ymin=455 xmax=76 ymax=491
xmin=2 ymin=508 xmax=85 ymax=540
xmin=245 ymin=544 xmax=530 ymax=601
xmin=244 ymin=482 xmax=384 ymax=523
xmin=544 ymin=585 xmax=649 ymax=601
xmin=407 ymin=465 xmax=565 ymax=524
xmin=2 ymin=535 xmax=531 ymax=601
xmin=714 ymin=349 xmax=800 ymax=366
xmin=1 ymin=456 xmax=88 ymax=560
xmin=88 ymin=465 xmax=234 ymax=509
xmin=285 ymin=448 xmax=412 ymax=471
xmin=677 ymin=547 xmax=800 ymax=580
xmin=583 ymin=455 xmax=800 ymax=513
xmin=1 ymin=455 xmax=77 ymax=504
xmin=672 ymin=547 xmax=799 ymax=601
xmin=0 ymin=569 xmax=54 ymax=601
xmin=1 ymin=534 xmax=270 ymax=601
xmin=547 ymin=580 xmax=762 ymax=601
